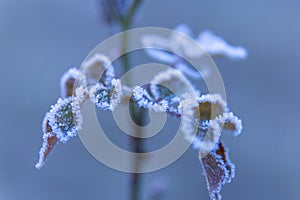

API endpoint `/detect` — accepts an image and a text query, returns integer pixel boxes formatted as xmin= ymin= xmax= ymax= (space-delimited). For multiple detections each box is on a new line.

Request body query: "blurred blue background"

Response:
xmin=1 ymin=0 xmax=300 ymax=199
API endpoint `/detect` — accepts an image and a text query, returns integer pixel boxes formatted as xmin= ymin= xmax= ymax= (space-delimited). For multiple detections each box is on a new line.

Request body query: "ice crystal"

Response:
xmin=150 ymin=69 xmax=194 ymax=99
xmin=37 ymin=15 xmax=245 ymax=200
xmin=47 ymin=97 xmax=82 ymax=143
xmin=90 ymin=84 xmax=111 ymax=110
xmin=148 ymin=69 xmax=198 ymax=115
xmin=141 ymin=28 xmax=203 ymax=63
xmin=60 ymin=68 xmax=87 ymax=98
xmin=132 ymin=86 xmax=155 ymax=110
xmin=132 ymin=86 xmax=169 ymax=113
xmin=197 ymin=30 xmax=248 ymax=60
xmin=131 ymin=69 xmax=194 ymax=116
xmin=142 ymin=23 xmax=247 ymax=62
xmin=89 ymin=78 xmax=122 ymax=111
xmin=215 ymin=112 xmax=243 ymax=136
xmin=35 ymin=115 xmax=58 ymax=169
xmin=81 ymin=53 xmax=115 ymax=86
xmin=36 ymin=95 xmax=85 ymax=169
xmin=142 ymin=24 xmax=247 ymax=81
xmin=110 ymin=79 xmax=123 ymax=110
xmin=35 ymin=132 xmax=58 ymax=170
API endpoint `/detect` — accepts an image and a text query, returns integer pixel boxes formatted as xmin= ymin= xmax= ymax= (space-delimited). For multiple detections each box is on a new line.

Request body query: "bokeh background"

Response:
xmin=1 ymin=0 xmax=300 ymax=199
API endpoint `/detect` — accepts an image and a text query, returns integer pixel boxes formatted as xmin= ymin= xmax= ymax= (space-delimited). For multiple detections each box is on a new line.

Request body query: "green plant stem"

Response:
xmin=119 ymin=1 xmax=143 ymax=200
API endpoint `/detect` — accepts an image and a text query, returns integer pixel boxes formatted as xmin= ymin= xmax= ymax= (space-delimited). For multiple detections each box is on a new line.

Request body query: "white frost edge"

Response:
xmin=35 ymin=132 xmax=56 ymax=170
xmin=60 ymin=68 xmax=87 ymax=98
xmin=47 ymin=97 xmax=81 ymax=143
xmin=82 ymin=53 xmax=115 ymax=86
xmin=214 ymin=112 xmax=243 ymax=136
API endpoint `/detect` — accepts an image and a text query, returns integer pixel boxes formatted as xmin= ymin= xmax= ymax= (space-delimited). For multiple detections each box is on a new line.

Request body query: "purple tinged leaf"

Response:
xmin=200 ymin=141 xmax=235 ymax=200
xmin=35 ymin=116 xmax=58 ymax=169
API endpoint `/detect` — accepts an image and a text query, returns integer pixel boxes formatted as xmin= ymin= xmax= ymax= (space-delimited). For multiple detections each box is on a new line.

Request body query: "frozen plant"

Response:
xmin=36 ymin=1 xmax=247 ymax=200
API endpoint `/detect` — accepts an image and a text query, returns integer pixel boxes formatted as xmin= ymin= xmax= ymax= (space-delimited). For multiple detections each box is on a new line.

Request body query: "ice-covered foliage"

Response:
xmin=89 ymin=78 xmax=123 ymax=111
xmin=131 ymin=69 xmax=199 ymax=116
xmin=142 ymin=24 xmax=247 ymax=80
xmin=81 ymin=53 xmax=115 ymax=86
xmin=177 ymin=92 xmax=242 ymax=199
xmin=129 ymin=69 xmax=242 ymax=199
xmin=47 ymin=97 xmax=81 ymax=143
xmin=60 ymin=68 xmax=87 ymax=98
xmin=197 ymin=30 xmax=248 ymax=61
xmin=35 ymin=116 xmax=58 ymax=169
xmin=36 ymin=20 xmax=246 ymax=200
xmin=132 ymin=85 xmax=169 ymax=112
xmin=200 ymin=142 xmax=235 ymax=200
xmin=36 ymin=54 xmax=122 ymax=169
xmin=142 ymin=23 xmax=247 ymax=62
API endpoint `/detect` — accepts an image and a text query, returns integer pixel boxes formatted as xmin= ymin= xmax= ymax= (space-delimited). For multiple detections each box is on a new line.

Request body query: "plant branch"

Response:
xmin=119 ymin=1 xmax=144 ymax=200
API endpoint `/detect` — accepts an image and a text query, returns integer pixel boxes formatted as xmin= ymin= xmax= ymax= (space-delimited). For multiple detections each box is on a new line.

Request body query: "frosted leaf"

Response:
xmin=132 ymin=86 xmax=145 ymax=101
xmin=141 ymin=26 xmax=204 ymax=64
xmin=132 ymin=86 xmax=155 ymax=110
xmin=141 ymin=35 xmax=179 ymax=64
xmin=132 ymin=86 xmax=171 ymax=113
xmin=150 ymin=69 xmax=194 ymax=100
xmin=90 ymin=84 xmax=111 ymax=110
xmin=60 ymin=68 xmax=87 ymax=98
xmin=89 ymin=79 xmax=122 ymax=111
xmin=180 ymin=94 xmax=239 ymax=152
xmin=35 ymin=115 xmax=58 ymax=169
xmin=47 ymin=97 xmax=82 ymax=143
xmin=142 ymin=24 xmax=247 ymax=67
xmin=36 ymin=82 xmax=86 ymax=169
xmin=35 ymin=132 xmax=58 ymax=170
xmin=82 ymin=53 xmax=115 ymax=86
xmin=200 ymin=141 xmax=235 ymax=200
xmin=196 ymin=94 xmax=228 ymax=120
xmin=195 ymin=119 xmax=222 ymax=153
xmin=152 ymin=100 xmax=169 ymax=112
xmin=215 ymin=112 xmax=242 ymax=136
xmin=197 ymin=30 xmax=248 ymax=60
xmin=170 ymin=27 xmax=204 ymax=59
xmin=192 ymin=113 xmax=242 ymax=151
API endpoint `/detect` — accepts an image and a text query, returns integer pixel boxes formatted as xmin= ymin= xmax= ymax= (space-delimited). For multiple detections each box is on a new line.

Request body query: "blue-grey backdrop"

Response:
xmin=0 ymin=0 xmax=300 ymax=199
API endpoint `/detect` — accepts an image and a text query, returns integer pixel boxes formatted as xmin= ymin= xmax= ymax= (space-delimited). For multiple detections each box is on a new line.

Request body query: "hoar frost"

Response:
xmin=36 ymin=22 xmax=246 ymax=200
